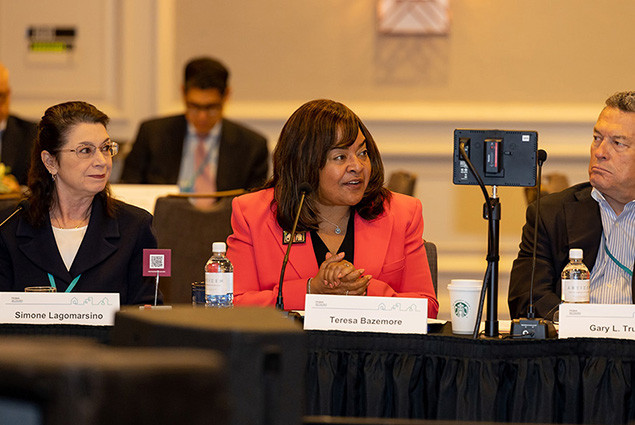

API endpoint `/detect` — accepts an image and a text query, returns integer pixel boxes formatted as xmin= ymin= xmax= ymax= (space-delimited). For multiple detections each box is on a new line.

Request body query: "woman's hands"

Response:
xmin=309 ymin=252 xmax=371 ymax=296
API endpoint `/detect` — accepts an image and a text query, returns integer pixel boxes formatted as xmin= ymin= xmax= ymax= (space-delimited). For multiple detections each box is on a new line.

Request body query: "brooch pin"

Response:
xmin=282 ymin=231 xmax=306 ymax=245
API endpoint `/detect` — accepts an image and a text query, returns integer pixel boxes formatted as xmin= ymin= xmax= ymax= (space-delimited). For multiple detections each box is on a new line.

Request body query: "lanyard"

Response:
xmin=47 ymin=273 xmax=81 ymax=293
xmin=604 ymin=241 xmax=634 ymax=277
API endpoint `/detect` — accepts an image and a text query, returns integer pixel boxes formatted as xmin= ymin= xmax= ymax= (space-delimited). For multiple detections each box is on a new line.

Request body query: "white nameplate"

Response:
xmin=559 ymin=303 xmax=635 ymax=339
xmin=303 ymin=294 xmax=428 ymax=334
xmin=0 ymin=292 xmax=120 ymax=326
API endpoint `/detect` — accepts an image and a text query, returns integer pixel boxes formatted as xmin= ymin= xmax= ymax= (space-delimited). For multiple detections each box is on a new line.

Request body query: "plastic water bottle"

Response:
xmin=561 ymin=248 xmax=590 ymax=303
xmin=205 ymin=242 xmax=234 ymax=307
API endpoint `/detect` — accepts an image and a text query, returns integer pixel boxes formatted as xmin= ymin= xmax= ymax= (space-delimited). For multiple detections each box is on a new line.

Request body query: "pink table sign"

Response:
xmin=143 ymin=249 xmax=171 ymax=277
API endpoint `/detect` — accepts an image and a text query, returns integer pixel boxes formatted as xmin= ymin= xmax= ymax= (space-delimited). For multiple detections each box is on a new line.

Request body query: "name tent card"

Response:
xmin=0 ymin=292 xmax=120 ymax=326
xmin=559 ymin=303 xmax=635 ymax=339
xmin=304 ymin=294 xmax=428 ymax=334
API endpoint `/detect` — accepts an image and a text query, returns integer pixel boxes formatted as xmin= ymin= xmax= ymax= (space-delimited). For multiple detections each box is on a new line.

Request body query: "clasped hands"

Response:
xmin=308 ymin=252 xmax=371 ymax=296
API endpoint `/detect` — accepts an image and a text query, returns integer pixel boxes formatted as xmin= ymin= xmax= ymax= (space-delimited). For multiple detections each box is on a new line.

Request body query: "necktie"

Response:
xmin=192 ymin=133 xmax=216 ymax=208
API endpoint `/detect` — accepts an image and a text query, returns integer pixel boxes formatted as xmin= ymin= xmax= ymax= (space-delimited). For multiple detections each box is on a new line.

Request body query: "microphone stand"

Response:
xmin=459 ymin=143 xmax=499 ymax=338
xmin=276 ymin=187 xmax=310 ymax=311
xmin=483 ymin=186 xmax=500 ymax=338
xmin=510 ymin=150 xmax=556 ymax=339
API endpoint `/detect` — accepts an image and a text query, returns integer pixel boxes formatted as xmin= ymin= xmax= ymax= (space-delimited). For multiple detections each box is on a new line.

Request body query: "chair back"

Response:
xmin=386 ymin=171 xmax=417 ymax=196
xmin=0 ymin=194 xmax=21 ymax=218
xmin=153 ymin=195 xmax=237 ymax=304
xmin=424 ymin=240 xmax=438 ymax=294
xmin=524 ymin=172 xmax=569 ymax=204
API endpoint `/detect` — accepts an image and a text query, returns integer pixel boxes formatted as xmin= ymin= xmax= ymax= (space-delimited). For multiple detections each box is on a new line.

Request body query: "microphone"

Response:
xmin=0 ymin=200 xmax=28 ymax=228
xmin=276 ymin=182 xmax=312 ymax=311
xmin=528 ymin=149 xmax=547 ymax=319
xmin=510 ymin=149 xmax=556 ymax=339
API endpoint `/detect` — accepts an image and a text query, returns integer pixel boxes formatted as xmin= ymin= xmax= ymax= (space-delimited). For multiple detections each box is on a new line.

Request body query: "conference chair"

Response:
xmin=386 ymin=170 xmax=417 ymax=196
xmin=423 ymin=240 xmax=438 ymax=294
xmin=152 ymin=191 xmax=243 ymax=304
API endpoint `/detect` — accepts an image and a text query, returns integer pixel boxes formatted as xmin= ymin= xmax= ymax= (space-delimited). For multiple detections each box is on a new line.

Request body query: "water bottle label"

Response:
xmin=205 ymin=272 xmax=230 ymax=296
xmin=226 ymin=274 xmax=233 ymax=293
xmin=562 ymin=278 xmax=590 ymax=303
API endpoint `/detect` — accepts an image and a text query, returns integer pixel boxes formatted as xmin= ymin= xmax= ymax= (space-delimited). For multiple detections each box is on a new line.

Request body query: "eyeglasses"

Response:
xmin=185 ymin=101 xmax=223 ymax=115
xmin=59 ymin=141 xmax=119 ymax=159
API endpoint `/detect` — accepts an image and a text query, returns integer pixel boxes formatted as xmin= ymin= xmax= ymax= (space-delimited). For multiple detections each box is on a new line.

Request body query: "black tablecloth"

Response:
xmin=4 ymin=319 xmax=635 ymax=424
xmin=306 ymin=331 xmax=635 ymax=424
xmin=0 ymin=324 xmax=112 ymax=343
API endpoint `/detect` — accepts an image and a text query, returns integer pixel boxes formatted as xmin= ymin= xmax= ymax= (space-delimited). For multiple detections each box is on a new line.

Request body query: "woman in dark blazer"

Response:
xmin=0 ymin=101 xmax=159 ymax=305
xmin=227 ymin=99 xmax=438 ymax=316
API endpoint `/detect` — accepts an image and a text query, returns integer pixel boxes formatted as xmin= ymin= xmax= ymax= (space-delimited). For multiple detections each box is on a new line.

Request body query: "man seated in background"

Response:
xmin=509 ymin=91 xmax=635 ymax=320
xmin=121 ymin=56 xmax=269 ymax=193
xmin=0 ymin=62 xmax=37 ymax=186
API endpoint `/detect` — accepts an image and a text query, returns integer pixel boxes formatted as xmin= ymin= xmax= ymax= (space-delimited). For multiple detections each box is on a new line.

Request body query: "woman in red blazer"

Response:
xmin=226 ymin=99 xmax=438 ymax=317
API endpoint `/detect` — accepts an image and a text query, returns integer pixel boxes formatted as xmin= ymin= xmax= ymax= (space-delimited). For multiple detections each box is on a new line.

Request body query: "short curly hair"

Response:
xmin=605 ymin=91 xmax=635 ymax=113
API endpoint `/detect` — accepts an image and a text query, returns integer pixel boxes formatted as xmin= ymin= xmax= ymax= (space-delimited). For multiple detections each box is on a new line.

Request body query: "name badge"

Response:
xmin=559 ymin=303 xmax=635 ymax=339
xmin=304 ymin=294 xmax=428 ymax=334
xmin=0 ymin=292 xmax=120 ymax=326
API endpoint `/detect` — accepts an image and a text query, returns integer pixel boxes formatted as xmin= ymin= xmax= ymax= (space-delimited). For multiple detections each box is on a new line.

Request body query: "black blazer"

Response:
xmin=2 ymin=115 xmax=37 ymax=185
xmin=0 ymin=196 xmax=159 ymax=305
xmin=508 ymin=182 xmax=635 ymax=319
xmin=120 ymin=115 xmax=269 ymax=190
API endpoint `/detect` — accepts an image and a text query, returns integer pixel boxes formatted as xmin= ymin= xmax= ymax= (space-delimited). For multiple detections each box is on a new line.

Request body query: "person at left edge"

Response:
xmin=0 ymin=101 xmax=160 ymax=304
xmin=0 ymin=62 xmax=37 ymax=185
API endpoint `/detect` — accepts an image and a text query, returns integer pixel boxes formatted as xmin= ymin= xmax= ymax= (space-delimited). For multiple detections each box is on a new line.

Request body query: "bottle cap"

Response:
xmin=212 ymin=242 xmax=227 ymax=253
xmin=569 ymin=248 xmax=583 ymax=260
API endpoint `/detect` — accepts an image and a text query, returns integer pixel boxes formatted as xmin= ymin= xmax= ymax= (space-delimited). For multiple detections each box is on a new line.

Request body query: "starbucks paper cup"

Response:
xmin=448 ymin=279 xmax=482 ymax=335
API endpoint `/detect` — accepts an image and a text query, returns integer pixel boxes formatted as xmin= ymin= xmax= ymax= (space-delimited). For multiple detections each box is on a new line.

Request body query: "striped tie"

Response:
xmin=191 ymin=133 xmax=216 ymax=208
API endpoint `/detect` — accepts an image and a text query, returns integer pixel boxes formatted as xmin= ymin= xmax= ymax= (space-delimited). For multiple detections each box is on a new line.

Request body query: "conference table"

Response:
xmin=2 ymin=187 xmax=632 ymax=423
xmin=2 ymin=318 xmax=635 ymax=425
xmin=305 ymin=326 xmax=635 ymax=425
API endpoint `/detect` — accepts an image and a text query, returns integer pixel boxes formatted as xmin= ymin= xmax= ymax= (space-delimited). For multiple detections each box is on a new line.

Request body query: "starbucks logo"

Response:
xmin=453 ymin=301 xmax=470 ymax=318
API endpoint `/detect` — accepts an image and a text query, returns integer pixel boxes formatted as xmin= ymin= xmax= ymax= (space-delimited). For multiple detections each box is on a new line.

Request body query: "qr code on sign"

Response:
xmin=149 ymin=254 xmax=164 ymax=269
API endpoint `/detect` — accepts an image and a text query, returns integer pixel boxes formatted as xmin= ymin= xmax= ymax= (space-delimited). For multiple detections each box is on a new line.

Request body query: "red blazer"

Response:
xmin=226 ymin=188 xmax=438 ymax=317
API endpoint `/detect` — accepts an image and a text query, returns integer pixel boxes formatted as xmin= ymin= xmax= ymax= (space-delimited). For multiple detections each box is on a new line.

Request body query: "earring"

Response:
xmin=51 ymin=173 xmax=57 ymax=182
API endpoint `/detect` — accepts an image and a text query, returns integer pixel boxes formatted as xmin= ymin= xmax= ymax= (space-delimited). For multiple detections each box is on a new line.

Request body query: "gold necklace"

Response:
xmin=53 ymin=217 xmax=87 ymax=229
xmin=51 ymin=206 xmax=92 ymax=229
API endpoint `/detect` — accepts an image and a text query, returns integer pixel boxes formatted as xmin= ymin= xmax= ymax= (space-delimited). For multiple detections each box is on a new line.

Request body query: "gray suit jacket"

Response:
xmin=508 ymin=182 xmax=635 ymax=319
xmin=2 ymin=115 xmax=37 ymax=185
xmin=120 ymin=115 xmax=269 ymax=190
